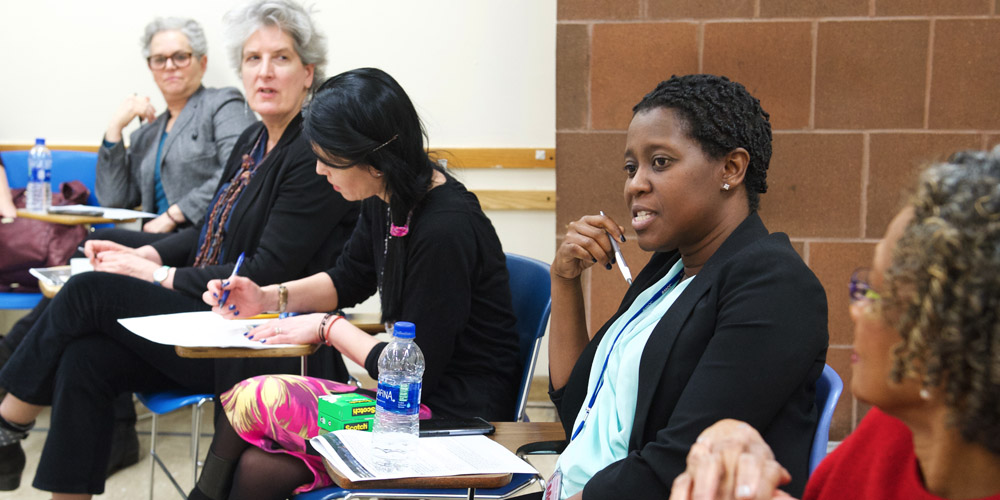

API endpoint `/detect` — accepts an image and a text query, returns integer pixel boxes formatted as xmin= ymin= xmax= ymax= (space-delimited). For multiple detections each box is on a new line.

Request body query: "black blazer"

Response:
xmin=149 ymin=114 xmax=359 ymax=298
xmin=551 ymin=213 xmax=828 ymax=498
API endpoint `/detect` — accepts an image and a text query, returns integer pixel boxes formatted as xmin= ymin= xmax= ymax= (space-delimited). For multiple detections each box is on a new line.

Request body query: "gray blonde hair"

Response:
xmin=140 ymin=17 xmax=208 ymax=58
xmin=223 ymin=0 xmax=327 ymax=95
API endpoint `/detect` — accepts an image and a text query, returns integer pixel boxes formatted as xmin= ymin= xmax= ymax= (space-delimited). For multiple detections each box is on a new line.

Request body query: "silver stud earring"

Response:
xmin=722 ymin=183 xmax=731 ymax=191
xmin=919 ymin=388 xmax=931 ymax=400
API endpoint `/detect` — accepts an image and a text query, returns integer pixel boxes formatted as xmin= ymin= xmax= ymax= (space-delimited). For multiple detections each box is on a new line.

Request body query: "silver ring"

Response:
xmin=274 ymin=327 xmax=282 ymax=335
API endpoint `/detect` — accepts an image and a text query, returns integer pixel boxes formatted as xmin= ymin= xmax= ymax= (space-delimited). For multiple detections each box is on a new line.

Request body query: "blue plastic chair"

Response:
xmin=0 ymin=149 xmax=100 ymax=310
xmin=135 ymin=390 xmax=214 ymax=500
xmin=810 ymin=364 xmax=844 ymax=475
xmin=295 ymin=253 xmax=553 ymax=500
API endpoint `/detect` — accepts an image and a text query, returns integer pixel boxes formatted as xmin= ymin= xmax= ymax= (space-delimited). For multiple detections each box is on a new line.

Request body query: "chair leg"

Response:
xmin=192 ymin=400 xmax=205 ymax=487
xmin=149 ymin=413 xmax=158 ymax=500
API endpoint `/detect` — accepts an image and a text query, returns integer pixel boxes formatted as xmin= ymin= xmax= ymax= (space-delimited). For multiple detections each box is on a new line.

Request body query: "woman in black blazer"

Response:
xmin=548 ymin=74 xmax=828 ymax=499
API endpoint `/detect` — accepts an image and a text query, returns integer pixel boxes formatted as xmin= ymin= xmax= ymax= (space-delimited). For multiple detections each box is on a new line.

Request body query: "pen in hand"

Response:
xmin=599 ymin=211 xmax=632 ymax=285
xmin=218 ymin=252 xmax=246 ymax=308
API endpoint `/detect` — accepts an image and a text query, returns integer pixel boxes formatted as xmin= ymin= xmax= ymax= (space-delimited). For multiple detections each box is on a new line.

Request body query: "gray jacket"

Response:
xmin=96 ymin=86 xmax=256 ymax=221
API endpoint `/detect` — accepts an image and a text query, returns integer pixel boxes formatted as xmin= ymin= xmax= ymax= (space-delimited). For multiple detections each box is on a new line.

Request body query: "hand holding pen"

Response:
xmin=552 ymin=210 xmax=631 ymax=284
xmin=217 ymin=252 xmax=245 ymax=310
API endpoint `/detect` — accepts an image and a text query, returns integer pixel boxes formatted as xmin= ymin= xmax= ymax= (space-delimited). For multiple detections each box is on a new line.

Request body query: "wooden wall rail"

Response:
xmin=1 ymin=145 xmax=556 ymax=211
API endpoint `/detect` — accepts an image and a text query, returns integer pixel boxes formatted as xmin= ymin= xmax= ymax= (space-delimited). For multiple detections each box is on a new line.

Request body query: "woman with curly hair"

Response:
xmin=547 ymin=74 xmax=828 ymax=499
xmin=670 ymin=148 xmax=1000 ymax=500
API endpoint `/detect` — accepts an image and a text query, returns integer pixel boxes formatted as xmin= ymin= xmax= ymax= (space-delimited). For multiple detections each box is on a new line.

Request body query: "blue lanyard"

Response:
xmin=570 ymin=268 xmax=685 ymax=441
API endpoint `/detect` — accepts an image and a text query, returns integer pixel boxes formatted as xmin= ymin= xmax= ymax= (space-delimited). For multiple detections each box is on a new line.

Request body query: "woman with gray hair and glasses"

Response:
xmin=97 ymin=17 xmax=255 ymax=233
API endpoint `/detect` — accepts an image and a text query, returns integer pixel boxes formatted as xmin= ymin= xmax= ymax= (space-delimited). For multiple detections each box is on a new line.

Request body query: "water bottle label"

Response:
xmin=376 ymin=381 xmax=421 ymax=416
xmin=30 ymin=167 xmax=46 ymax=182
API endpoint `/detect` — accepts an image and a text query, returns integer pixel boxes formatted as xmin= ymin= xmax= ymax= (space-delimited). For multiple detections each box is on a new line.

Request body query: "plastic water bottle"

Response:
xmin=26 ymin=138 xmax=52 ymax=213
xmin=371 ymin=321 xmax=425 ymax=471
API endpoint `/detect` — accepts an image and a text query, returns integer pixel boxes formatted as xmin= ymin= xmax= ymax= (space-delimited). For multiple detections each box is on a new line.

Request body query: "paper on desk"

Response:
xmin=311 ymin=430 xmax=537 ymax=482
xmin=51 ymin=205 xmax=157 ymax=220
xmin=118 ymin=311 xmax=299 ymax=349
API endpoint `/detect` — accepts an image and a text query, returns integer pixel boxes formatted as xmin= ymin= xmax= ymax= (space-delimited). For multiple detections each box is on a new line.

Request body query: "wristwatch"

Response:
xmin=152 ymin=266 xmax=172 ymax=286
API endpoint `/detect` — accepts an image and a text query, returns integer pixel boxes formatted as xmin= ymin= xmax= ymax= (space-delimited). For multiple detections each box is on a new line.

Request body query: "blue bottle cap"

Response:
xmin=393 ymin=321 xmax=415 ymax=339
xmin=35 ymin=138 xmax=45 ymax=145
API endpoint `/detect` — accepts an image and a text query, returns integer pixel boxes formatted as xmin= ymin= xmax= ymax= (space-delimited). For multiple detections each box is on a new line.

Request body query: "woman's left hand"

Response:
xmin=245 ymin=313 xmax=326 ymax=345
xmin=667 ymin=420 xmax=793 ymax=500
xmin=92 ymin=250 xmax=159 ymax=281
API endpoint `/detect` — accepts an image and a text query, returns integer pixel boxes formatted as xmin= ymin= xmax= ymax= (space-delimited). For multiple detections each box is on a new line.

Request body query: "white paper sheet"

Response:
xmin=49 ymin=204 xmax=157 ymax=220
xmin=311 ymin=430 xmax=537 ymax=482
xmin=118 ymin=311 xmax=299 ymax=349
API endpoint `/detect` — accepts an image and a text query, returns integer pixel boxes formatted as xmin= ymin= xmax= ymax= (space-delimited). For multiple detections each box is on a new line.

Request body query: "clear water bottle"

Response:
xmin=371 ymin=321 xmax=425 ymax=471
xmin=26 ymin=138 xmax=52 ymax=213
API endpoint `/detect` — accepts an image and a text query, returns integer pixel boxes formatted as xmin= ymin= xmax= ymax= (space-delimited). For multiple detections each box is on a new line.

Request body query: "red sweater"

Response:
xmin=805 ymin=407 xmax=1000 ymax=500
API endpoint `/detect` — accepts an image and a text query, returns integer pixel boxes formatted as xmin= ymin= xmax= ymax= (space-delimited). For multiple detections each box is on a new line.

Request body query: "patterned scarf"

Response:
xmin=193 ymin=131 xmax=268 ymax=267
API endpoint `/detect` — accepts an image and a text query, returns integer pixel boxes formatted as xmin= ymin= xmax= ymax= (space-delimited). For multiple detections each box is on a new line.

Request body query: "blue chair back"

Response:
xmin=810 ymin=364 xmax=844 ymax=475
xmin=1 ymin=149 xmax=99 ymax=205
xmin=504 ymin=253 xmax=552 ymax=422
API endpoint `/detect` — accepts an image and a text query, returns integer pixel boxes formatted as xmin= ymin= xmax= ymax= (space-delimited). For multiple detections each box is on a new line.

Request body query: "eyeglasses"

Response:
xmin=147 ymin=52 xmax=193 ymax=70
xmin=849 ymin=268 xmax=882 ymax=303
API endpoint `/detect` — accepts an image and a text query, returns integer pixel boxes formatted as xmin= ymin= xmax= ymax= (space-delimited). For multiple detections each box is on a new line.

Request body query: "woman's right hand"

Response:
xmin=552 ymin=213 xmax=626 ymax=281
xmin=105 ymin=95 xmax=156 ymax=143
xmin=668 ymin=420 xmax=794 ymax=500
xmin=204 ymin=275 xmax=270 ymax=319
xmin=84 ymin=239 xmax=136 ymax=263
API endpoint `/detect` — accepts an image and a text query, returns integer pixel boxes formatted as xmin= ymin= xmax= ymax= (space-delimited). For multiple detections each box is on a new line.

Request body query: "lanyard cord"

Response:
xmin=570 ymin=268 xmax=686 ymax=441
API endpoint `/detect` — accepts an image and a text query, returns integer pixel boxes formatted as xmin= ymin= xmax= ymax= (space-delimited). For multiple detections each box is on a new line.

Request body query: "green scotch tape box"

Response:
xmin=318 ymin=393 xmax=376 ymax=432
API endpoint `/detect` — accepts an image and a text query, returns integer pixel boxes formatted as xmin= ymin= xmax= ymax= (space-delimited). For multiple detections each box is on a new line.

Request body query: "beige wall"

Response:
xmin=556 ymin=0 xmax=1000 ymax=440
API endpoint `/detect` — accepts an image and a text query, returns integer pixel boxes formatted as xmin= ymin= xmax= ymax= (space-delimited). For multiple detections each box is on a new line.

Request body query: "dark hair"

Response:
xmin=885 ymin=148 xmax=1000 ymax=454
xmin=304 ymin=67 xmax=438 ymax=324
xmin=633 ymin=74 xmax=772 ymax=212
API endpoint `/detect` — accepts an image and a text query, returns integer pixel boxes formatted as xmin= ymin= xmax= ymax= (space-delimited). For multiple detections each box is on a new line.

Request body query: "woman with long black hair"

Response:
xmin=187 ymin=67 xmax=521 ymax=500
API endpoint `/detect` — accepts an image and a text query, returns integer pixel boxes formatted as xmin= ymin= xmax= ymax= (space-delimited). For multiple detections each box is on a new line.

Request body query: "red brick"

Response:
xmin=703 ymin=22 xmax=813 ymax=130
xmin=591 ymin=23 xmax=699 ymax=130
xmin=876 ymin=0 xmax=992 ymax=16
xmin=987 ymin=135 xmax=1000 ymax=151
xmin=760 ymin=0 xmax=868 ymax=18
xmin=929 ymin=20 xmax=1000 ymax=130
xmin=558 ymin=0 xmax=641 ymax=20
xmin=558 ymin=24 xmax=591 ymax=130
xmin=648 ymin=0 xmax=754 ymax=19
xmin=556 ymin=131 xmax=630 ymax=232
xmin=809 ymin=242 xmax=876 ymax=345
xmin=815 ymin=21 xmax=929 ymax=129
xmin=867 ymin=133 xmax=981 ymax=238
xmin=826 ymin=348 xmax=854 ymax=441
xmin=759 ymin=133 xmax=865 ymax=238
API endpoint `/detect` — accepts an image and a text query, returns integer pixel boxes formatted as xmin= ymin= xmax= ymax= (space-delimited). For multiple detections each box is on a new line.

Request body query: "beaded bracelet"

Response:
xmin=323 ymin=315 xmax=345 ymax=346
xmin=317 ymin=313 xmax=336 ymax=344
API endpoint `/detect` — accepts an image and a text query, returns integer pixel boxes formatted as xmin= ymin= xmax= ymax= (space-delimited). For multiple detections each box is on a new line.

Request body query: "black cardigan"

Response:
xmin=551 ymin=212 xmax=828 ymax=498
xmin=328 ymin=177 xmax=521 ymax=421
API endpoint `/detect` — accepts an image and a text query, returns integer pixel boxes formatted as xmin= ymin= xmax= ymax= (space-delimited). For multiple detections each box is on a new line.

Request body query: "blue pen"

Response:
xmin=218 ymin=252 xmax=246 ymax=308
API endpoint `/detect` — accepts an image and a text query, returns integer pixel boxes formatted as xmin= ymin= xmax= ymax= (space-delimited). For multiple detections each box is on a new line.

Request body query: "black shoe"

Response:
xmin=105 ymin=421 xmax=140 ymax=478
xmin=0 ymin=442 xmax=25 ymax=491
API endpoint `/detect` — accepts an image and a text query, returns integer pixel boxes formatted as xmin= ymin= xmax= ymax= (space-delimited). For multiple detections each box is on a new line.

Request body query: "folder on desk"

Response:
xmin=311 ymin=429 xmax=537 ymax=487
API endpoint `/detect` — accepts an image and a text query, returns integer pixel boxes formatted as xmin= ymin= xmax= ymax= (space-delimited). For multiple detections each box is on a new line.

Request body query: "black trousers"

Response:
xmin=0 ymin=271 xmax=214 ymax=494
xmin=1 ymin=229 xmax=171 ymax=428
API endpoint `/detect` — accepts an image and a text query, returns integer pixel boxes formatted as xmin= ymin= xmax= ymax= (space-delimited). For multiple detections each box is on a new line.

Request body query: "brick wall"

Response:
xmin=555 ymin=0 xmax=1000 ymax=440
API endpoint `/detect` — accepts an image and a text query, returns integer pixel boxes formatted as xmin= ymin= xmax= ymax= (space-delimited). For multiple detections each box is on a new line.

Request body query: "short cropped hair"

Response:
xmin=223 ymin=0 xmax=327 ymax=95
xmin=633 ymin=74 xmax=772 ymax=212
xmin=886 ymin=148 xmax=1000 ymax=454
xmin=140 ymin=17 xmax=208 ymax=59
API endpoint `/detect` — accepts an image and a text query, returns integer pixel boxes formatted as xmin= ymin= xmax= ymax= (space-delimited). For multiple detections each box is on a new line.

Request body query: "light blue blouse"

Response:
xmin=556 ymin=260 xmax=692 ymax=499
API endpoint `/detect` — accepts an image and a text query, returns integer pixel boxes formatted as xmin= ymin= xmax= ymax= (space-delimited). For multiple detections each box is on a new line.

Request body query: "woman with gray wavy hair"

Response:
xmin=97 ymin=17 xmax=255 ymax=232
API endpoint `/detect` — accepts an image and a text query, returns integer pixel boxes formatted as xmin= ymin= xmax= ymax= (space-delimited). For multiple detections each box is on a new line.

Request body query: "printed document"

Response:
xmin=311 ymin=430 xmax=537 ymax=482
xmin=118 ymin=311 xmax=298 ymax=349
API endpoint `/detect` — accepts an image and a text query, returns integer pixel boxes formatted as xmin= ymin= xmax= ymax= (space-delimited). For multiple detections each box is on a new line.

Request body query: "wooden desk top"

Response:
xmin=16 ymin=208 xmax=126 ymax=225
xmin=175 ymin=343 xmax=319 ymax=358
xmin=324 ymin=421 xmax=564 ymax=491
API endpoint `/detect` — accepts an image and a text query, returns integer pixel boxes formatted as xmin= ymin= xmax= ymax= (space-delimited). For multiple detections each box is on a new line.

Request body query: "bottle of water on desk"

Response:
xmin=372 ymin=321 xmax=424 ymax=471
xmin=26 ymin=138 xmax=52 ymax=213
